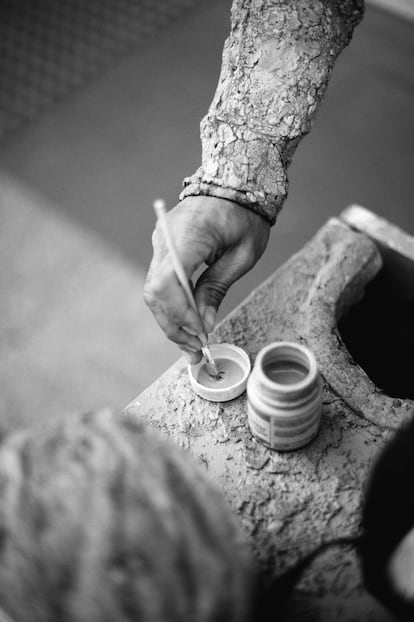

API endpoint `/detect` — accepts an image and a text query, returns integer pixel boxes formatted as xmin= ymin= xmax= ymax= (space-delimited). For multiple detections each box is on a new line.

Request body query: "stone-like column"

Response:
xmin=127 ymin=210 xmax=413 ymax=621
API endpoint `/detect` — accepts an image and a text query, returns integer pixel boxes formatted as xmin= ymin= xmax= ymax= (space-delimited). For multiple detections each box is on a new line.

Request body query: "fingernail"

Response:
xmin=185 ymin=327 xmax=198 ymax=336
xmin=182 ymin=341 xmax=199 ymax=352
xmin=203 ymin=306 xmax=216 ymax=334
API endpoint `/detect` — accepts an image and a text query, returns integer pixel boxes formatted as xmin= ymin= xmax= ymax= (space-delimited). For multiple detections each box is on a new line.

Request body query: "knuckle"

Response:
xmin=206 ymin=280 xmax=228 ymax=304
xmin=143 ymin=283 xmax=158 ymax=308
xmin=240 ymin=244 xmax=256 ymax=268
xmin=144 ymin=276 xmax=164 ymax=300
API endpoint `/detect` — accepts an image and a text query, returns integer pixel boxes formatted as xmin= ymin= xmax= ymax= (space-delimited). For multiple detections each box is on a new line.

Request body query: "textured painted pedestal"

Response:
xmin=126 ymin=207 xmax=414 ymax=621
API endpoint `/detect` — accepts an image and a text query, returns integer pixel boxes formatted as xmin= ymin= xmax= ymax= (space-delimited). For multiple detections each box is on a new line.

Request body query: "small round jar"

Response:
xmin=247 ymin=342 xmax=323 ymax=451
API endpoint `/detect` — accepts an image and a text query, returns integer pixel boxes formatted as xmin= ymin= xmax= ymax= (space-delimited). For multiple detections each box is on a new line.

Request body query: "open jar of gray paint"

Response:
xmin=188 ymin=343 xmax=251 ymax=402
xmin=247 ymin=342 xmax=323 ymax=451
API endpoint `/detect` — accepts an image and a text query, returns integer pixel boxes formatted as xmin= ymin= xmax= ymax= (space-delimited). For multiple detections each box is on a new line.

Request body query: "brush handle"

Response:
xmin=154 ymin=199 xmax=219 ymax=376
xmin=153 ymin=199 xmax=219 ymax=375
xmin=153 ymin=201 xmax=196 ymax=307
xmin=153 ymin=199 xmax=206 ymax=341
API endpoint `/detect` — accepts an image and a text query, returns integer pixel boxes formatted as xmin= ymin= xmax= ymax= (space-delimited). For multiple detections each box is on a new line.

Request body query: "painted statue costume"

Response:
xmin=180 ymin=0 xmax=364 ymax=225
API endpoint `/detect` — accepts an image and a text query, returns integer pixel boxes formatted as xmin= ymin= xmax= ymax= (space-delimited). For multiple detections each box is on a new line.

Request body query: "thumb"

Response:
xmin=195 ymin=249 xmax=250 ymax=333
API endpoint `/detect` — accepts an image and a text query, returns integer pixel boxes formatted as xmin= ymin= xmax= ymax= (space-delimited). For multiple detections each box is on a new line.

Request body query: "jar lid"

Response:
xmin=188 ymin=343 xmax=251 ymax=402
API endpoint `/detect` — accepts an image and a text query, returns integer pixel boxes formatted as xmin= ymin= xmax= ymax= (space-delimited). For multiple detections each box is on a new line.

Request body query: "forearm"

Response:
xmin=180 ymin=0 xmax=364 ymax=225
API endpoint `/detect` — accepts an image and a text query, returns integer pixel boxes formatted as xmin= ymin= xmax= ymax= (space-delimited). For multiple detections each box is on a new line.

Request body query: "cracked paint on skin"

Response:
xmin=180 ymin=1 xmax=364 ymax=225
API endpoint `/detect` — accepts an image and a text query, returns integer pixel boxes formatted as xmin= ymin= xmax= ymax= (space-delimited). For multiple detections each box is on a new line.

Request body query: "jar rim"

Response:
xmin=254 ymin=341 xmax=319 ymax=394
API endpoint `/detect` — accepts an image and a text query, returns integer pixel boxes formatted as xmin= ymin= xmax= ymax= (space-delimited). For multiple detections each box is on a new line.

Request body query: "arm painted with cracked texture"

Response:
xmin=144 ymin=0 xmax=364 ymax=363
xmin=180 ymin=0 xmax=364 ymax=225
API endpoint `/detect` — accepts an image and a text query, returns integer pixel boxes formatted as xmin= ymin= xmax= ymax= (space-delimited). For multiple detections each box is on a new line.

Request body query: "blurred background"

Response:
xmin=0 ymin=0 xmax=413 ymax=432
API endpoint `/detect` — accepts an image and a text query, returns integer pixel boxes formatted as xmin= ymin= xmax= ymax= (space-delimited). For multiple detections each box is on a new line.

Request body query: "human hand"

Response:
xmin=144 ymin=196 xmax=270 ymax=363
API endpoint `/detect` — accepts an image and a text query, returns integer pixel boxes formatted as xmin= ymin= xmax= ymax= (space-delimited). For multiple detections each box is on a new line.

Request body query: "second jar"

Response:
xmin=247 ymin=341 xmax=323 ymax=451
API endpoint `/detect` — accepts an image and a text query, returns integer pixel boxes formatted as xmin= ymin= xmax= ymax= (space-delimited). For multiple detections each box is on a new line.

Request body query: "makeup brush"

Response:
xmin=153 ymin=199 xmax=220 ymax=378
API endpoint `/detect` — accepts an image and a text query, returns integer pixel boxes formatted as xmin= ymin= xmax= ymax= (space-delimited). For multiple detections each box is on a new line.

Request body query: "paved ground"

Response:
xmin=0 ymin=1 xmax=412 ymax=431
xmin=0 ymin=173 xmax=178 ymax=433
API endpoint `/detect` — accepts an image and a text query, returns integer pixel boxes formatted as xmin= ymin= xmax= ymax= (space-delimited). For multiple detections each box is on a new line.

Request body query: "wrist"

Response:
xmin=178 ymin=194 xmax=238 ymax=211
xmin=179 ymin=177 xmax=277 ymax=226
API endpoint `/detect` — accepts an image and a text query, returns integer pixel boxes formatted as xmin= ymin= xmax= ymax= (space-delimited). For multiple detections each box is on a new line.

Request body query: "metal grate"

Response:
xmin=0 ymin=0 xmax=202 ymax=143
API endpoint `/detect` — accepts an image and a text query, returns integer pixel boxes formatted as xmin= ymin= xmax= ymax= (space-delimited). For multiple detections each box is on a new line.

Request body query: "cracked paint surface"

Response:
xmin=128 ymin=217 xmax=413 ymax=620
xmin=180 ymin=0 xmax=364 ymax=224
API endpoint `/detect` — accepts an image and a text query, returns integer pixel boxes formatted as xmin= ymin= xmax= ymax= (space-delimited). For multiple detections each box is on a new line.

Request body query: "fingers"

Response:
xmin=144 ymin=240 xmax=206 ymax=353
xmin=144 ymin=201 xmax=218 ymax=354
xmin=143 ymin=283 xmax=203 ymax=350
xmin=193 ymin=204 xmax=270 ymax=324
xmin=144 ymin=195 xmax=270 ymax=358
xmin=200 ymin=304 xmax=217 ymax=335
